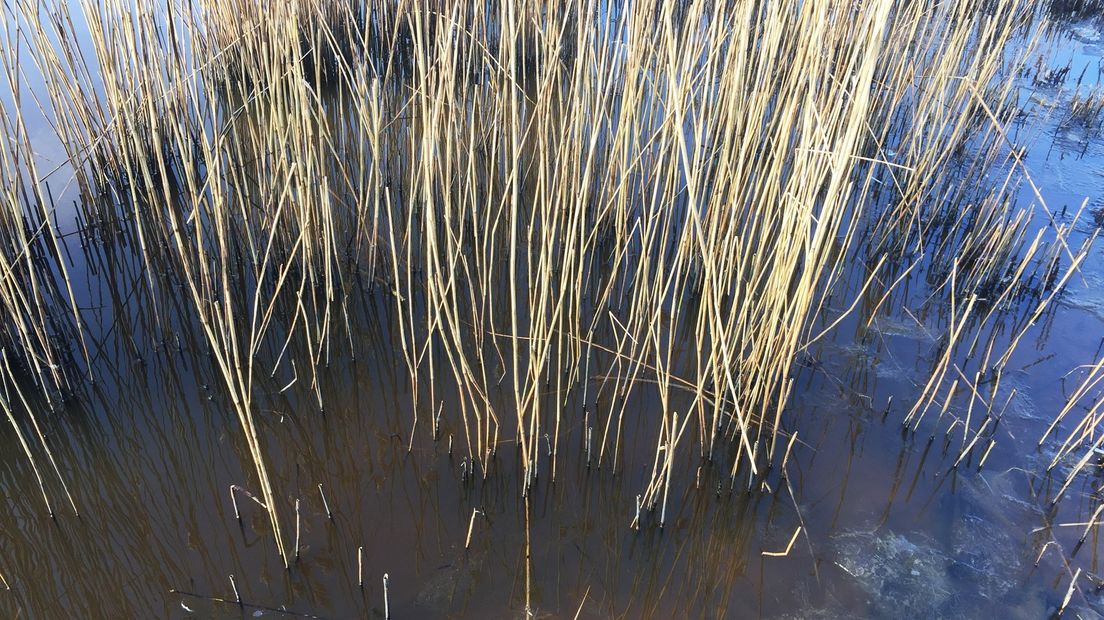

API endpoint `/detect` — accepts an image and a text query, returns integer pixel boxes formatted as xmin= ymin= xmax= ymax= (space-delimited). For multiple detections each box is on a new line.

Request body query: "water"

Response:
xmin=2 ymin=4 xmax=1104 ymax=619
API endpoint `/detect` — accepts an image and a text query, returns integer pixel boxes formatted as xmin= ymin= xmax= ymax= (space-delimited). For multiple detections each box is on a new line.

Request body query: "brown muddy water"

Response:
xmin=3 ymin=6 xmax=1104 ymax=620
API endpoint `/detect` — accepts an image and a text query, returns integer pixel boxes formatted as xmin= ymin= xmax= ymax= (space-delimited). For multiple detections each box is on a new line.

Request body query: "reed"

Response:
xmin=229 ymin=573 xmax=241 ymax=606
xmin=465 ymin=508 xmax=481 ymax=550
xmin=382 ymin=572 xmax=390 ymax=619
xmin=1059 ymin=568 xmax=1081 ymax=616
xmin=319 ymin=483 xmax=333 ymax=520
xmin=1043 ymin=355 xmax=1104 ymax=504
xmin=295 ymin=498 xmax=301 ymax=561
xmin=0 ymin=0 xmax=1075 ymax=581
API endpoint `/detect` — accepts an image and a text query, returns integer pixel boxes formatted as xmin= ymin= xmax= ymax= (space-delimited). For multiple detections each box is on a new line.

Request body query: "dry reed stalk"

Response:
xmin=294 ymin=498 xmax=301 ymax=561
xmin=382 ymin=573 xmax=390 ymax=619
xmin=465 ymin=508 xmax=481 ymax=550
xmin=229 ymin=574 xmax=240 ymax=605
xmin=318 ymin=483 xmax=332 ymax=520
xmin=1080 ymin=504 xmax=1104 ymax=544
xmin=1059 ymin=568 xmax=1081 ymax=615
xmin=762 ymin=527 xmax=803 ymax=558
xmin=230 ymin=485 xmax=241 ymax=522
xmin=1046 ymin=354 xmax=1104 ymax=504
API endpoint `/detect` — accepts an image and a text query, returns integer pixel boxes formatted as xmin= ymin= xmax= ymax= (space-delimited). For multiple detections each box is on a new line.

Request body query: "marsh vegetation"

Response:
xmin=0 ymin=0 xmax=1103 ymax=617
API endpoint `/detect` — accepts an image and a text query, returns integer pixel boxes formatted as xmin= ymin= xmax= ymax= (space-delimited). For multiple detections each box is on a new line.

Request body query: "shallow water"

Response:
xmin=2 ymin=6 xmax=1104 ymax=620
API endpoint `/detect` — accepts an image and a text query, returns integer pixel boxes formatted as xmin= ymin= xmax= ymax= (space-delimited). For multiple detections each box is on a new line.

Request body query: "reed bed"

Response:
xmin=0 ymin=0 xmax=1085 ymax=576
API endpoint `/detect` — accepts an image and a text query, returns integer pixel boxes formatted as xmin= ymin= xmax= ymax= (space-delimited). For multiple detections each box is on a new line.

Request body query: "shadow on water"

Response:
xmin=2 ymin=2 xmax=1104 ymax=619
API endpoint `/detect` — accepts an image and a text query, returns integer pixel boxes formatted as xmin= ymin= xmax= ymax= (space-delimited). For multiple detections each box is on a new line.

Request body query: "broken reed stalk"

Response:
xmin=465 ymin=508 xmax=481 ymax=550
xmin=762 ymin=527 xmax=803 ymax=558
xmin=229 ymin=574 xmax=241 ymax=606
xmin=230 ymin=486 xmax=241 ymax=522
xmin=382 ymin=573 xmax=390 ymax=620
xmin=1059 ymin=568 xmax=1081 ymax=615
xmin=318 ymin=484 xmax=332 ymax=520
xmin=572 ymin=586 xmax=591 ymax=620
xmin=978 ymin=440 xmax=997 ymax=471
xmin=1080 ymin=504 xmax=1104 ymax=544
